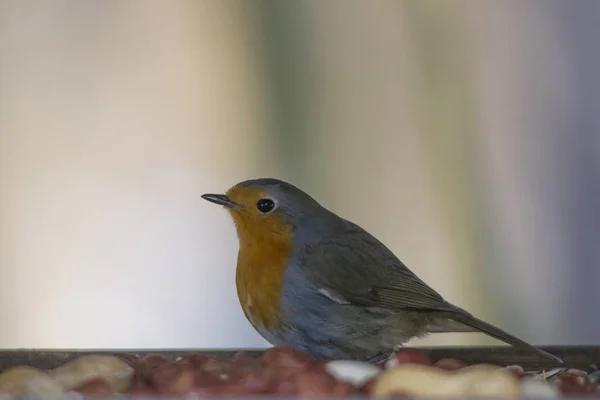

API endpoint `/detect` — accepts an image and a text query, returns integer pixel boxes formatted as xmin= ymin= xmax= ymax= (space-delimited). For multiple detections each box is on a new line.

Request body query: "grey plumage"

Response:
xmin=294 ymin=218 xmax=561 ymax=363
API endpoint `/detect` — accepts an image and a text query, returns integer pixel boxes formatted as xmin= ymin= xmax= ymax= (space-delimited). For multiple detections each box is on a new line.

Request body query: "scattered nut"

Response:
xmin=112 ymin=352 xmax=140 ymax=367
xmin=126 ymin=385 xmax=158 ymax=395
xmin=272 ymin=378 xmax=296 ymax=395
xmin=48 ymin=354 xmax=134 ymax=392
xmin=434 ymin=358 xmax=467 ymax=371
xmin=175 ymin=353 xmax=209 ymax=368
xmin=194 ymin=370 xmax=220 ymax=389
xmin=260 ymin=347 xmax=313 ymax=370
xmin=554 ymin=373 xmax=597 ymax=394
xmin=75 ymin=378 xmax=113 ymax=396
xmin=332 ymin=381 xmax=354 ymax=395
xmin=360 ymin=377 xmax=377 ymax=393
xmin=385 ymin=349 xmax=431 ymax=368
xmin=521 ymin=378 xmax=561 ymax=398
xmin=0 ymin=366 xmax=48 ymax=396
xmin=503 ymin=365 xmax=525 ymax=373
xmin=565 ymin=368 xmax=588 ymax=377
xmin=236 ymin=370 xmax=273 ymax=394
xmin=0 ymin=347 xmax=593 ymax=397
xmin=22 ymin=373 xmax=66 ymax=397
xmin=374 ymin=363 xmax=520 ymax=398
xmin=294 ymin=369 xmax=337 ymax=396
xmin=200 ymin=358 xmax=223 ymax=374
xmin=158 ymin=369 xmax=195 ymax=395
xmin=148 ymin=363 xmax=183 ymax=389
xmin=136 ymin=354 xmax=170 ymax=384
xmin=502 ymin=365 xmax=529 ymax=380
xmin=460 ymin=365 xmax=521 ymax=398
xmin=324 ymin=360 xmax=381 ymax=387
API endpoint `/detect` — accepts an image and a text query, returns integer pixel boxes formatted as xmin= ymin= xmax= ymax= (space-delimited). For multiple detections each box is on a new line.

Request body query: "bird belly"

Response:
xmin=279 ymin=269 xmax=434 ymax=361
xmin=288 ymin=305 xmax=436 ymax=360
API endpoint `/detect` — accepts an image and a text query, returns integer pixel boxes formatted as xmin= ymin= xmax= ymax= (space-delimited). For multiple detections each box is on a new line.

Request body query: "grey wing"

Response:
xmin=300 ymin=223 xmax=458 ymax=313
xmin=300 ymin=224 xmax=565 ymax=364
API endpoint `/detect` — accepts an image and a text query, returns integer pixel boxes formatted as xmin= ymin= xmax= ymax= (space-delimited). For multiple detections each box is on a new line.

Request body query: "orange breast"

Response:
xmin=234 ymin=218 xmax=293 ymax=333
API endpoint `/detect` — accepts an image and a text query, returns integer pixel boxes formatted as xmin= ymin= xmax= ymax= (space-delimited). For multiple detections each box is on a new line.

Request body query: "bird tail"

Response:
xmin=444 ymin=312 xmax=563 ymax=364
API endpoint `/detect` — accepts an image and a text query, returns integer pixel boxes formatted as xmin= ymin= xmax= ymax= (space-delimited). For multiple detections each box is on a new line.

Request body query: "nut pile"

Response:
xmin=0 ymin=347 xmax=597 ymax=398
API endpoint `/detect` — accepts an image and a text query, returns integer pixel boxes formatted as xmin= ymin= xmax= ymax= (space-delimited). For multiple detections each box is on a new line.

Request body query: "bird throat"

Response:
xmin=235 ymin=224 xmax=293 ymax=334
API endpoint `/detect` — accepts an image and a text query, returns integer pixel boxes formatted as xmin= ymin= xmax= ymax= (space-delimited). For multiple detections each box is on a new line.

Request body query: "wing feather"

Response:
xmin=300 ymin=221 xmax=454 ymax=312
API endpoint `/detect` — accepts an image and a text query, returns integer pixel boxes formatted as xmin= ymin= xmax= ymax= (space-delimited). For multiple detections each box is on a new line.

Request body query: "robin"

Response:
xmin=202 ymin=178 xmax=562 ymax=364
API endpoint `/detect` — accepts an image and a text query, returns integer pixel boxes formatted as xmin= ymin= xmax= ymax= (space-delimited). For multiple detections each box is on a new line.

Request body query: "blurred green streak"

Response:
xmin=255 ymin=1 xmax=313 ymax=184
xmin=403 ymin=1 xmax=491 ymax=325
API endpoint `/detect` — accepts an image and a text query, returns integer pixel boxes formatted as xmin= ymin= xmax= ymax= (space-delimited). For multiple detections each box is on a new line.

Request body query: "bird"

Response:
xmin=202 ymin=178 xmax=562 ymax=364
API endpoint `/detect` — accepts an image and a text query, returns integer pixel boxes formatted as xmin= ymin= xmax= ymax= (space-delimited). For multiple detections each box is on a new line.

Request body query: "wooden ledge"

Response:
xmin=0 ymin=346 xmax=596 ymax=372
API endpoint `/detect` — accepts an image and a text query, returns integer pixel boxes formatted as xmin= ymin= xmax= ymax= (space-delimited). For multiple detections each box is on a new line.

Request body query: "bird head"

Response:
xmin=202 ymin=178 xmax=322 ymax=245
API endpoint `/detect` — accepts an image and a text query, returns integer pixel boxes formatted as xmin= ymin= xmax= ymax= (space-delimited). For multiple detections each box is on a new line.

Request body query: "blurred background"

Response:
xmin=1 ymin=0 xmax=599 ymax=350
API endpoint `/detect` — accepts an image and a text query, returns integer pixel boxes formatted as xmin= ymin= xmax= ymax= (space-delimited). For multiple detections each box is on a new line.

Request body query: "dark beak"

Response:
xmin=201 ymin=193 xmax=241 ymax=209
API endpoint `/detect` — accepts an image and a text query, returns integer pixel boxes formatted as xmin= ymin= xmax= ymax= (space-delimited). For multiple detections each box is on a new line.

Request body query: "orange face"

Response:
xmin=224 ymin=186 xmax=291 ymax=246
xmin=223 ymin=186 xmax=293 ymax=334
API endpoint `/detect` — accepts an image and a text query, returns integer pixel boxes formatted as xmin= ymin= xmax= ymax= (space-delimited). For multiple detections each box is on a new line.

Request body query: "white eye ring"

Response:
xmin=256 ymin=197 xmax=278 ymax=214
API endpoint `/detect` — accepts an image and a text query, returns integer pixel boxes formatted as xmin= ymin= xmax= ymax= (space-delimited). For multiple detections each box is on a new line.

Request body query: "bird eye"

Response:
xmin=256 ymin=198 xmax=276 ymax=214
